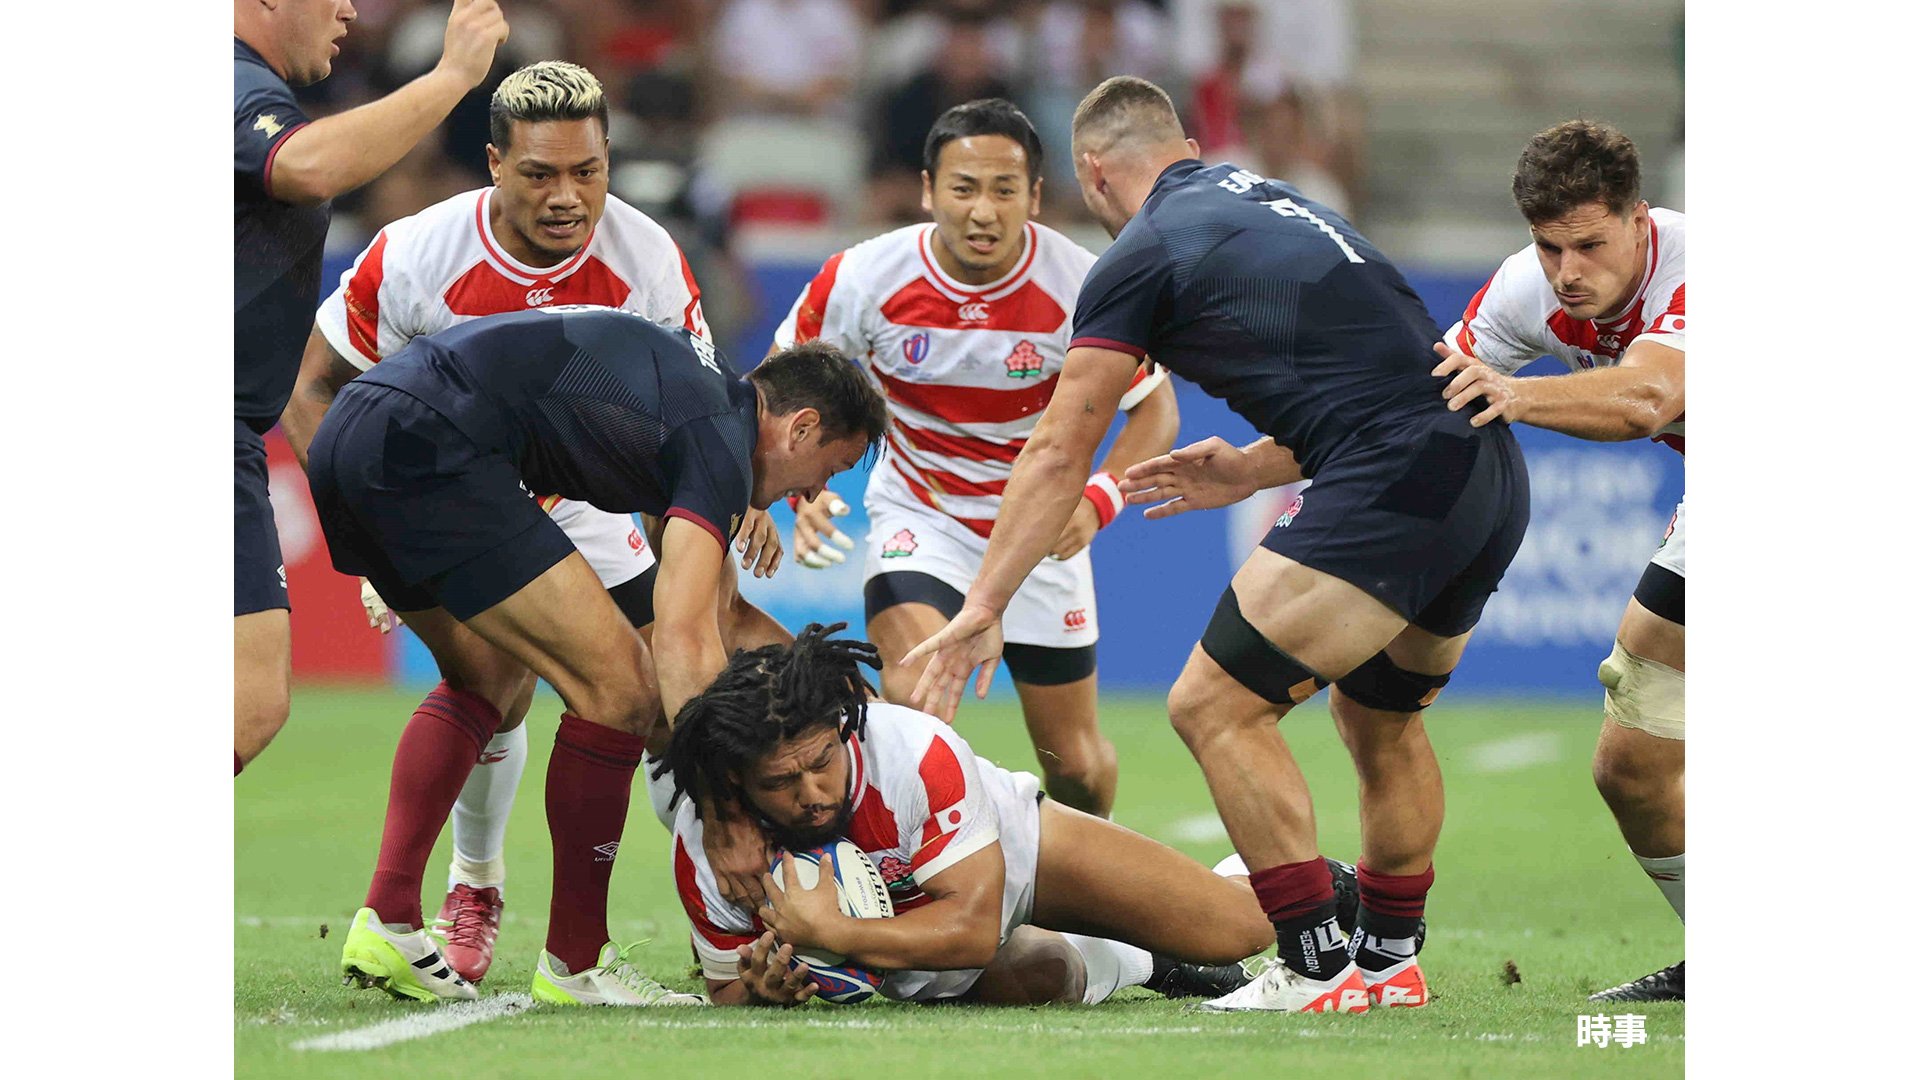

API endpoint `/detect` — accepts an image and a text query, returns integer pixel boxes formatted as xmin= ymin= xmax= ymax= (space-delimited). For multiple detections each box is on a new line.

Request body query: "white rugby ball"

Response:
xmin=767 ymin=840 xmax=894 ymax=1003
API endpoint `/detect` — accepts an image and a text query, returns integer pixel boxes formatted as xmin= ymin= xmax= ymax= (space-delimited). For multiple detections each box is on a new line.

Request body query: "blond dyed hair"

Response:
xmin=489 ymin=61 xmax=610 ymax=148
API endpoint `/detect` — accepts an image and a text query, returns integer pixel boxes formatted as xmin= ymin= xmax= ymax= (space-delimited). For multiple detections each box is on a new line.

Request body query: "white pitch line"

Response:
xmin=1464 ymin=731 xmax=1564 ymax=774
xmin=291 ymin=993 xmax=533 ymax=1052
xmin=1163 ymin=814 xmax=1230 ymax=843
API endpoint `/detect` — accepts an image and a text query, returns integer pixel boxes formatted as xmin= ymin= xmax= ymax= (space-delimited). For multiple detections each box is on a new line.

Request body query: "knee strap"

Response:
xmin=1200 ymin=587 xmax=1327 ymax=705
xmin=1598 ymin=640 xmax=1686 ymax=740
xmin=1335 ymin=650 xmax=1450 ymax=713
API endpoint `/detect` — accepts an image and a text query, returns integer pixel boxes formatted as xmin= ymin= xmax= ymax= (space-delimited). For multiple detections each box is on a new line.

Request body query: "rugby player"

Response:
xmin=777 ymin=99 xmax=1178 ymax=818
xmin=280 ymin=60 xmax=787 ymax=984
xmin=306 ymin=308 xmax=886 ymax=1004
xmin=234 ymin=0 xmax=507 ymax=775
xmin=907 ymin=77 xmax=1530 ymax=1013
xmin=1433 ymin=121 xmax=1686 ymax=1003
xmin=664 ymin=624 xmax=1317 ymax=1007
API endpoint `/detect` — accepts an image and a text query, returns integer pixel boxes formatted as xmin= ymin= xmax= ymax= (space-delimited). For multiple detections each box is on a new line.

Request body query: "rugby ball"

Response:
xmin=766 ymin=840 xmax=895 ymax=1003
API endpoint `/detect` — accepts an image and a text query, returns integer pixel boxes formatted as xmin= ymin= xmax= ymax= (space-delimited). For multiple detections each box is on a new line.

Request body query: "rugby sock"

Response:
xmin=1062 ymin=934 xmax=1155 ymax=1005
xmin=366 ymin=683 xmax=504 ymax=928
xmin=1351 ymin=862 xmax=1433 ymax=974
xmin=1249 ymin=857 xmax=1347 ymax=978
xmin=1635 ymin=851 xmax=1685 ymax=921
xmin=448 ymin=724 xmax=529 ymax=893
xmin=544 ymin=713 xmax=645 ymax=974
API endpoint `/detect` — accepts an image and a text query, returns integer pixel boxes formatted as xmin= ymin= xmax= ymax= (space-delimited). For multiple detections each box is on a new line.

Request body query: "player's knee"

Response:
xmin=1333 ymin=651 xmax=1450 ymax=715
xmin=1591 ymin=736 xmax=1678 ymax=814
xmin=1597 ymin=640 xmax=1686 ymax=742
xmin=994 ymin=927 xmax=1086 ymax=1005
xmin=1180 ymin=587 xmax=1327 ymax=736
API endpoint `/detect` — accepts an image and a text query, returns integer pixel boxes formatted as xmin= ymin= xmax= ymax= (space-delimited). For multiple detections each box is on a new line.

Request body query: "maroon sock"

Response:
xmin=364 ymin=682 xmax=503 ymax=928
xmin=234 ymin=751 xmax=244 ymax=777
xmin=545 ymin=713 xmax=646 ymax=973
xmin=1357 ymin=862 xmax=1434 ymax=921
xmin=1353 ymin=862 xmax=1433 ymax=968
xmin=1249 ymin=857 xmax=1346 ymax=978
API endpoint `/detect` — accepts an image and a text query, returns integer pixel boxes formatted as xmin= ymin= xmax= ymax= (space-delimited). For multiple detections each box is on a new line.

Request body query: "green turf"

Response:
xmin=237 ymin=687 xmax=1682 ymax=1078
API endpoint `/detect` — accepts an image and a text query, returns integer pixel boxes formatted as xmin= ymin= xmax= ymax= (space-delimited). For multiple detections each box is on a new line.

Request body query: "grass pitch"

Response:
xmin=236 ymin=687 xmax=1682 ymax=1078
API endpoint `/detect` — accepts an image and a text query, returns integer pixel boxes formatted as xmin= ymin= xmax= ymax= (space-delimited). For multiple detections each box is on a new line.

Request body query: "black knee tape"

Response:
xmin=1199 ymin=587 xmax=1328 ymax=705
xmin=1002 ymin=642 xmax=1097 ymax=686
xmin=1335 ymin=650 xmax=1450 ymax=713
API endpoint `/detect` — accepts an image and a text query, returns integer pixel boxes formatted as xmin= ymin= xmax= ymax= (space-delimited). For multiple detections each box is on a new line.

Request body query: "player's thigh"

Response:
xmin=1030 ymin=800 xmax=1271 ymax=964
xmin=1226 ymin=546 xmax=1408 ymax=678
xmin=1618 ymin=598 xmax=1685 ymax=673
xmin=390 ymin=604 xmax=534 ymax=711
xmin=961 ymin=926 xmax=1085 ymax=1005
xmin=459 ymin=551 xmax=655 ymax=730
xmin=866 ymin=593 xmax=960 ymax=701
xmin=1010 ymin=672 xmax=1103 ymax=759
xmin=234 ymin=609 xmax=292 ymax=719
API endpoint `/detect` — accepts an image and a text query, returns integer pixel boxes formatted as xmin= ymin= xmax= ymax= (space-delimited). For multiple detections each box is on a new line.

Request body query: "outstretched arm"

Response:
xmin=1432 ymin=338 xmax=1684 ymax=441
xmin=1119 ymin=436 xmax=1304 ymax=519
xmin=1051 ymin=375 xmax=1180 ymax=559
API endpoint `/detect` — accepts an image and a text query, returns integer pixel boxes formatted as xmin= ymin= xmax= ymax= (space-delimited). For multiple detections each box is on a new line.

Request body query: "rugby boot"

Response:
xmin=531 ymin=941 xmax=708 ymax=1006
xmin=1145 ymin=954 xmax=1261 ymax=1000
xmin=432 ymin=884 xmax=503 ymax=983
xmin=1193 ymin=957 xmax=1370 ymax=1014
xmin=1589 ymin=961 xmax=1684 ymax=1003
xmin=340 ymin=907 xmax=479 ymax=1003
xmin=1360 ymin=953 xmax=1430 ymax=1008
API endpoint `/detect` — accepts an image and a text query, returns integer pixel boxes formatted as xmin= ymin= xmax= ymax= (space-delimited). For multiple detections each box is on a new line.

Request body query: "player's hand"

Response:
xmin=901 ymin=604 xmax=1005 ymax=722
xmin=735 ymin=931 xmax=818 ymax=1007
xmin=704 ymin=808 xmax=772 ymax=910
xmin=759 ymin=852 xmax=850 ymax=957
xmin=1118 ymin=436 xmax=1258 ymax=519
xmin=794 ymin=490 xmax=855 ymax=569
xmin=1431 ymin=342 xmax=1519 ymax=427
xmin=360 ymin=578 xmax=398 ymax=634
xmin=436 ymin=0 xmax=509 ymax=91
xmin=1049 ymin=497 xmax=1101 ymax=561
xmin=736 ymin=507 xmax=784 ymax=578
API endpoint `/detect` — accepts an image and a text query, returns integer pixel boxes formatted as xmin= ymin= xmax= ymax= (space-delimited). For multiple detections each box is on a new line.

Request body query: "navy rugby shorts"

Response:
xmin=306 ymin=382 xmax=577 ymax=621
xmin=1259 ymin=413 xmax=1530 ymax=638
xmin=234 ymin=419 xmax=289 ymax=616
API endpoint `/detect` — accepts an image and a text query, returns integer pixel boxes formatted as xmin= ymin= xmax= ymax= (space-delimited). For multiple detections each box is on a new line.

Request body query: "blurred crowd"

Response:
xmin=310 ymin=1 xmax=1364 ymax=301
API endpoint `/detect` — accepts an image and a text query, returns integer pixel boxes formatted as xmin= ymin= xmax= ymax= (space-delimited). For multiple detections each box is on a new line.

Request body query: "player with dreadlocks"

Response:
xmin=662 ymin=624 xmax=1364 ymax=1007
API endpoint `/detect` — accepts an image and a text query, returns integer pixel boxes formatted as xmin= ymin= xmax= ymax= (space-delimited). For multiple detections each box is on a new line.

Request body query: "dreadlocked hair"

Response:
xmin=655 ymin=622 xmax=882 ymax=817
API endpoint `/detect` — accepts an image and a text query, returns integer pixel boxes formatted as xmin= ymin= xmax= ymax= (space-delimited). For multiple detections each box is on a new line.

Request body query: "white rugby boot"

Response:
xmin=339 ymin=907 xmax=480 ymax=1003
xmin=531 ymin=942 xmax=708 ymax=1006
xmin=1193 ymin=956 xmax=1371 ymax=1014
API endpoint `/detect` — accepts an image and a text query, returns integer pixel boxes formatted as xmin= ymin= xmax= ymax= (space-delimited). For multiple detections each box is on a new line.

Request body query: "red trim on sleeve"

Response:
xmin=1454 ymin=275 xmax=1500 ymax=358
xmin=665 ymin=507 xmax=729 ymax=547
xmin=675 ymin=244 xmax=705 ymax=332
xmin=910 ymin=829 xmax=959 ymax=874
xmin=1083 ymin=473 xmax=1121 ymax=528
xmin=1662 ymin=283 xmax=1685 ymax=317
xmin=794 ymin=251 xmax=846 ymax=343
xmin=260 ymin=120 xmax=310 ymax=202
xmin=1068 ymin=337 xmax=1148 ymax=359
xmin=343 ymin=231 xmax=390 ymax=363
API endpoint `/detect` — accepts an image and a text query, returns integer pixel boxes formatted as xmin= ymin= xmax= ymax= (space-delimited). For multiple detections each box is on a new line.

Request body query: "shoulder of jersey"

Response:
xmin=832 ymin=224 xmax=933 ymax=288
xmin=1649 ymin=207 xmax=1686 ymax=279
xmin=360 ymin=187 xmax=488 ymax=273
xmin=1029 ymin=220 xmax=1100 ymax=280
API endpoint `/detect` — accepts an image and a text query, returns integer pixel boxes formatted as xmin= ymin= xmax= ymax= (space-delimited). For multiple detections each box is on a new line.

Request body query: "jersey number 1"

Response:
xmin=1264 ymin=198 xmax=1365 ymax=264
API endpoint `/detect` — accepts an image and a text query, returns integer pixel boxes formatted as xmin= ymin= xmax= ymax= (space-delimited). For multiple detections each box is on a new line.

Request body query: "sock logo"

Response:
xmin=593 ymin=841 xmax=620 ymax=862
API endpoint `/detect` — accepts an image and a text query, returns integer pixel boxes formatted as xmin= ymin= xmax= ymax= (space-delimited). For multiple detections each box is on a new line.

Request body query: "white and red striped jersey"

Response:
xmin=315 ymin=187 xmax=707 ymax=371
xmin=774 ymin=223 xmax=1166 ymax=537
xmin=1443 ymin=207 xmax=1686 ymax=452
xmin=672 ymin=702 xmax=1027 ymax=982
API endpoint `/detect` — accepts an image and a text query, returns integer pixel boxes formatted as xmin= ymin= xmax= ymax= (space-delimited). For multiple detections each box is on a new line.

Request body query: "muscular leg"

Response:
xmin=1594 ymin=598 xmax=1685 ymax=931
xmin=1031 ymin=800 xmax=1272 ymax=965
xmin=869 ymin=602 xmax=955 ymax=709
xmin=1012 ymin=674 xmax=1117 ymax=818
xmin=962 ymin=926 xmax=1088 ymax=1005
xmin=234 ymin=609 xmax=292 ymax=770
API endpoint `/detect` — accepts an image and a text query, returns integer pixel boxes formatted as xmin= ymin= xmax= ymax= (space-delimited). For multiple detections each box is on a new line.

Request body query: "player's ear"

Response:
xmin=1186 ymin=137 xmax=1202 ymax=160
xmin=791 ymin=407 xmax=823 ymax=448
xmin=486 ymin=144 xmax=503 ymax=185
xmin=920 ymin=170 xmax=934 ymax=216
xmin=1030 ymin=174 xmax=1044 ymax=216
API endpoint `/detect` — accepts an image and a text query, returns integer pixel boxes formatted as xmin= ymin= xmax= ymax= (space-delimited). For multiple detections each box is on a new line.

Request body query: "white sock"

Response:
xmin=447 ymin=724 xmax=528 ymax=892
xmin=1062 ymin=934 xmax=1155 ymax=1004
xmin=1212 ymin=853 xmax=1248 ymax=878
xmin=642 ymin=751 xmax=678 ymax=829
xmin=1635 ymin=851 xmax=1684 ymax=922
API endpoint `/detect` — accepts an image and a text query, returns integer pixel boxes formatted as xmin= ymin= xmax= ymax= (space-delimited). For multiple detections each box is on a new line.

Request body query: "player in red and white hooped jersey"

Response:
xmin=661 ymin=625 xmax=1274 ymax=1006
xmin=773 ymin=101 xmax=1179 ymax=819
xmin=1432 ymin=121 xmax=1688 ymax=1004
xmin=278 ymin=61 xmax=785 ymax=992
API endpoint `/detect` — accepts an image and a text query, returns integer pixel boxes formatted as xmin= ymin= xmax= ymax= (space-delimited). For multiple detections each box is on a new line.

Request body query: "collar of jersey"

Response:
xmin=473 ymin=187 xmax=597 ymax=286
xmin=916 ymin=222 xmax=1039 ymax=303
xmin=1598 ymin=214 xmax=1661 ymax=331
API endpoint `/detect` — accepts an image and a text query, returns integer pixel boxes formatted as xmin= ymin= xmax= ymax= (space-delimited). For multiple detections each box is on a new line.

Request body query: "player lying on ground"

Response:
xmin=279 ymin=60 xmax=791 ymax=985
xmin=662 ymin=623 xmax=1350 ymax=1007
xmin=304 ymin=307 xmax=886 ymax=1005
xmin=907 ymin=77 xmax=1532 ymax=1014
xmin=779 ymin=98 xmax=1178 ymax=820
xmin=1433 ymin=120 xmax=1686 ymax=1003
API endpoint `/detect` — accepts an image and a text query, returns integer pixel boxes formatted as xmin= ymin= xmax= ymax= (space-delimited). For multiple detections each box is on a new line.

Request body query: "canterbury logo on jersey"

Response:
xmin=958 ymin=301 xmax=990 ymax=322
xmin=1063 ymin=609 xmax=1089 ymax=630
xmin=526 ymin=286 xmax=555 ymax=306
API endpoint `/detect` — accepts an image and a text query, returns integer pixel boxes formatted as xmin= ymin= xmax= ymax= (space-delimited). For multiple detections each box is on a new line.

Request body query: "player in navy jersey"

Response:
xmin=907 ymin=77 xmax=1530 ymax=1013
xmin=233 ymin=0 xmax=507 ymax=776
xmin=309 ymin=306 xmax=887 ymax=1005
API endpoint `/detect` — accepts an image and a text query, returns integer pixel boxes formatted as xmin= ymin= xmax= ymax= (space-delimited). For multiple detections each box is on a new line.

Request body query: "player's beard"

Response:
xmin=768 ymin=799 xmax=855 ymax=851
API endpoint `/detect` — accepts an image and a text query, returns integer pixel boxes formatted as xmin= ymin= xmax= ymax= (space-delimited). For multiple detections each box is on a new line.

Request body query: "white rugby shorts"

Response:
xmin=547 ymin=498 xmax=656 ymax=590
xmin=1650 ymin=497 xmax=1686 ymax=578
xmin=863 ymin=495 xmax=1098 ymax=649
xmin=881 ymin=764 xmax=1044 ymax=1004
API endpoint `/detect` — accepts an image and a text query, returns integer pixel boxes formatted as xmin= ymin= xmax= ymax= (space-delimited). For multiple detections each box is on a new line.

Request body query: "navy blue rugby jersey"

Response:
xmin=1070 ymin=160 xmax=1456 ymax=477
xmin=234 ymin=37 xmax=330 ymax=433
xmin=356 ymin=306 xmax=756 ymax=545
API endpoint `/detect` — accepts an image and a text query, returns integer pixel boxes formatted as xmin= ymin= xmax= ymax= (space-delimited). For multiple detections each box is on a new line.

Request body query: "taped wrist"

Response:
xmin=1083 ymin=472 xmax=1123 ymax=529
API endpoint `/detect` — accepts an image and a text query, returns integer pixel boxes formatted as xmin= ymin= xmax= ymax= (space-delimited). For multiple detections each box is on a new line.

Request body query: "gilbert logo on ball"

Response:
xmin=767 ymin=841 xmax=896 ymax=1004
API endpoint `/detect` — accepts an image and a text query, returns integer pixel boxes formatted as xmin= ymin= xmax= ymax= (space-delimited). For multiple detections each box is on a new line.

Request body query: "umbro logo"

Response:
xmin=593 ymin=841 xmax=620 ymax=862
xmin=478 ymin=748 xmax=510 ymax=764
